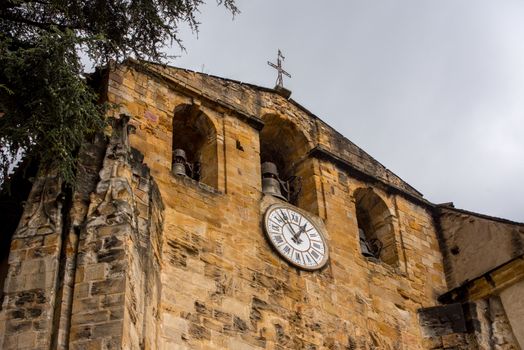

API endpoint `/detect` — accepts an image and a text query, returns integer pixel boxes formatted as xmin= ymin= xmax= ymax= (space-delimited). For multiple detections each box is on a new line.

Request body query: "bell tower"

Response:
xmin=0 ymin=60 xmax=522 ymax=350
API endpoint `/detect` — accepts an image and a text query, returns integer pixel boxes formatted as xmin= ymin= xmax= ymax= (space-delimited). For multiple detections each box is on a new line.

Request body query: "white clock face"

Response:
xmin=263 ymin=204 xmax=329 ymax=270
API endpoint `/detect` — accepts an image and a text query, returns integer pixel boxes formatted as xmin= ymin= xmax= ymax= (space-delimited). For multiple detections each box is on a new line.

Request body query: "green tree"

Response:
xmin=0 ymin=0 xmax=238 ymax=185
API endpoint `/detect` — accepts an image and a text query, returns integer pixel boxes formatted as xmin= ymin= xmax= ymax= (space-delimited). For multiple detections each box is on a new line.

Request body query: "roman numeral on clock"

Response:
xmin=305 ymin=254 xmax=313 ymax=264
xmin=273 ymin=235 xmax=284 ymax=244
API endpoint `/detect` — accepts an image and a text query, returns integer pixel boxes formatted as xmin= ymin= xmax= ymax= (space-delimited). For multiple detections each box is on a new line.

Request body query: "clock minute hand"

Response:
xmin=279 ymin=213 xmax=302 ymax=244
xmin=276 ymin=212 xmax=296 ymax=235
xmin=286 ymin=218 xmax=299 ymax=237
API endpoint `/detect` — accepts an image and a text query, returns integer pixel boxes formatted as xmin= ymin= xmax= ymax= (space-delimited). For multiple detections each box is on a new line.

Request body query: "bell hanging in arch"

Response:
xmin=172 ymin=148 xmax=189 ymax=176
xmin=261 ymin=162 xmax=287 ymax=201
xmin=359 ymin=228 xmax=376 ymax=257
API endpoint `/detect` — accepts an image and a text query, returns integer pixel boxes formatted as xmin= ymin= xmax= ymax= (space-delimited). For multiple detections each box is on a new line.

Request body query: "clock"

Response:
xmin=263 ymin=204 xmax=329 ymax=270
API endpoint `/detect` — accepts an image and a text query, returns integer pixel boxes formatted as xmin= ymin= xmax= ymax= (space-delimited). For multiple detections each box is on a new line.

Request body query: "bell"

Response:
xmin=173 ymin=148 xmax=187 ymax=161
xmin=172 ymin=162 xmax=187 ymax=176
xmin=261 ymin=161 xmax=279 ymax=177
xmin=172 ymin=148 xmax=188 ymax=176
xmin=262 ymin=177 xmax=288 ymax=201
xmin=359 ymin=228 xmax=375 ymax=257
xmin=261 ymin=162 xmax=287 ymax=201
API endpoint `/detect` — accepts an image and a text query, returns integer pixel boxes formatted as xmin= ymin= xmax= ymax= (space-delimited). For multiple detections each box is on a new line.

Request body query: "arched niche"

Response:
xmin=259 ymin=114 xmax=317 ymax=213
xmin=354 ymin=187 xmax=399 ymax=265
xmin=172 ymin=104 xmax=218 ymax=189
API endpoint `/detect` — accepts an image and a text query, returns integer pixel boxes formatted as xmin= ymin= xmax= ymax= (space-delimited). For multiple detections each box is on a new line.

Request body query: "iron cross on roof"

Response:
xmin=267 ymin=49 xmax=291 ymax=88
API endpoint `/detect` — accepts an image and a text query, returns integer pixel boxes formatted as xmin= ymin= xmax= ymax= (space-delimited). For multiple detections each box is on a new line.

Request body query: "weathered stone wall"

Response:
xmin=418 ymin=297 xmax=521 ymax=350
xmin=438 ymin=206 xmax=524 ymax=290
xmin=104 ymin=62 xmax=448 ymax=349
xmin=0 ymin=115 xmax=166 ymax=350
xmin=500 ymin=280 xmax=524 ymax=348
xmin=53 ymin=135 xmax=108 ymax=349
xmin=435 ymin=206 xmax=524 ymax=349
xmin=67 ymin=117 xmax=163 ymax=349
xmin=476 ymin=296 xmax=521 ymax=349
xmin=418 ymin=303 xmax=470 ymax=349
xmin=0 ymin=172 xmax=64 ymax=350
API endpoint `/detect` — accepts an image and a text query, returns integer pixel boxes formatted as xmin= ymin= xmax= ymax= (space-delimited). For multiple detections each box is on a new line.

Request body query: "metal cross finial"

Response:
xmin=267 ymin=49 xmax=291 ymax=88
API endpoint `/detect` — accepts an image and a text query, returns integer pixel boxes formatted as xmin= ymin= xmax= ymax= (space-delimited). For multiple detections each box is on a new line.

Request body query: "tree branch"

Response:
xmin=0 ymin=12 xmax=79 ymax=31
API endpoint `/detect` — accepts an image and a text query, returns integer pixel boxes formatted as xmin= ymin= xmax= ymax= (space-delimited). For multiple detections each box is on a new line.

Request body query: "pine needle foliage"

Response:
xmin=0 ymin=30 xmax=105 ymax=184
xmin=0 ymin=0 xmax=238 ymax=186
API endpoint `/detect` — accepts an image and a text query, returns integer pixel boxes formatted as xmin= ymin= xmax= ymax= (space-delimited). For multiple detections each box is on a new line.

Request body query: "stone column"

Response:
xmin=68 ymin=116 xmax=162 ymax=349
xmin=0 ymin=173 xmax=65 ymax=349
xmin=53 ymin=136 xmax=108 ymax=350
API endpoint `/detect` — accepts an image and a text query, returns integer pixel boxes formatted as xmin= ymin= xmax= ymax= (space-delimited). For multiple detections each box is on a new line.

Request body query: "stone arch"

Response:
xmin=354 ymin=187 xmax=398 ymax=265
xmin=259 ymin=114 xmax=317 ymax=212
xmin=172 ymin=104 xmax=218 ymax=188
xmin=260 ymin=114 xmax=310 ymax=177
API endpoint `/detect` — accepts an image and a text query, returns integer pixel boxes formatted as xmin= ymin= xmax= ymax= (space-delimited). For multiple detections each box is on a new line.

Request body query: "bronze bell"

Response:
xmin=359 ymin=228 xmax=376 ymax=257
xmin=261 ymin=162 xmax=287 ymax=201
xmin=172 ymin=148 xmax=188 ymax=176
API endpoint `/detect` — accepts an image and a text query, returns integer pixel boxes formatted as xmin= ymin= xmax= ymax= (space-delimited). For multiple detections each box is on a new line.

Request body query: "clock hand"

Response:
xmin=294 ymin=223 xmax=307 ymax=238
xmin=291 ymin=223 xmax=308 ymax=244
xmin=278 ymin=212 xmax=302 ymax=244
xmin=286 ymin=219 xmax=300 ymax=240
xmin=278 ymin=213 xmax=306 ymax=244
xmin=279 ymin=212 xmax=297 ymax=234
xmin=291 ymin=224 xmax=308 ymax=244
xmin=275 ymin=212 xmax=296 ymax=235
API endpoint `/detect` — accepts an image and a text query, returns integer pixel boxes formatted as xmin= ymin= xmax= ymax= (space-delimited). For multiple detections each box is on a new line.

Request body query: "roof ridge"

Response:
xmin=134 ymin=59 xmax=277 ymax=93
xmin=439 ymin=204 xmax=524 ymax=226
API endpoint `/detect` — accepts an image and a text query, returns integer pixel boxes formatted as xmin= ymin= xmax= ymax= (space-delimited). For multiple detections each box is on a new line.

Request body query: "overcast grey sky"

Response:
xmin=166 ymin=0 xmax=523 ymax=222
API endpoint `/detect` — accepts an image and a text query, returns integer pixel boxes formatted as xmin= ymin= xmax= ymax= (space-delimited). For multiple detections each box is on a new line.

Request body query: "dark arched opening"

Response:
xmin=172 ymin=104 xmax=218 ymax=189
xmin=259 ymin=114 xmax=316 ymax=212
xmin=354 ymin=188 xmax=398 ymax=265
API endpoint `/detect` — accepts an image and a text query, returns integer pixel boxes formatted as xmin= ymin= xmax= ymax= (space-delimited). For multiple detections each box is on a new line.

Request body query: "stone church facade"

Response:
xmin=0 ymin=60 xmax=523 ymax=349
